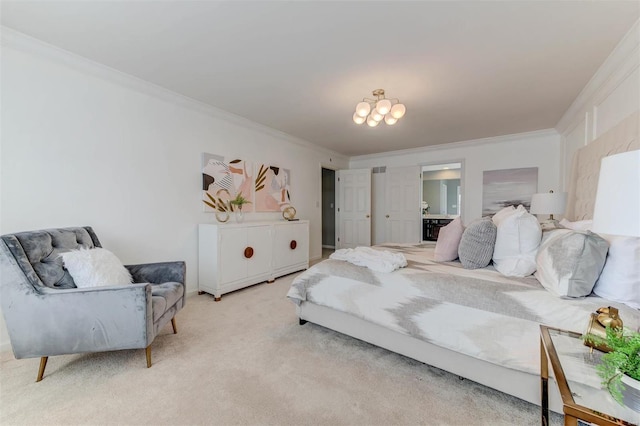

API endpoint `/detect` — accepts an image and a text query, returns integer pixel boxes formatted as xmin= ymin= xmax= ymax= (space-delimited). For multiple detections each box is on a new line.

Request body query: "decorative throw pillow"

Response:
xmin=593 ymin=235 xmax=640 ymax=309
xmin=492 ymin=205 xmax=542 ymax=277
xmin=434 ymin=217 xmax=464 ymax=262
xmin=534 ymin=229 xmax=609 ymax=298
xmin=491 ymin=205 xmax=516 ymax=226
xmin=458 ymin=218 xmax=497 ymax=269
xmin=61 ymin=248 xmax=133 ymax=288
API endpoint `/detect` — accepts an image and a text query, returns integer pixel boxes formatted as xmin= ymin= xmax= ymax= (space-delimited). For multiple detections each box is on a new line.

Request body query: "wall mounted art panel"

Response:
xmin=202 ymin=153 xmax=254 ymax=212
xmin=482 ymin=167 xmax=538 ymax=216
xmin=255 ymin=164 xmax=291 ymax=212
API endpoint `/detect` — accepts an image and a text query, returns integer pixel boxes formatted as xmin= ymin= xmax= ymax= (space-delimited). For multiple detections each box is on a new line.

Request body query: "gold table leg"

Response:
xmin=145 ymin=346 xmax=152 ymax=368
xmin=541 ymin=337 xmax=549 ymax=426
xmin=36 ymin=356 xmax=48 ymax=382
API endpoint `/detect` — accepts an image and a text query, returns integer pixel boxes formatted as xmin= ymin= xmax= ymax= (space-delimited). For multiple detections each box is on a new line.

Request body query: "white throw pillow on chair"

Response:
xmin=61 ymin=248 xmax=133 ymax=288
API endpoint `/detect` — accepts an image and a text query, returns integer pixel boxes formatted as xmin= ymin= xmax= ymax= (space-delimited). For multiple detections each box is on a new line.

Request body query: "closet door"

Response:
xmin=384 ymin=166 xmax=421 ymax=243
xmin=337 ymin=168 xmax=371 ymax=248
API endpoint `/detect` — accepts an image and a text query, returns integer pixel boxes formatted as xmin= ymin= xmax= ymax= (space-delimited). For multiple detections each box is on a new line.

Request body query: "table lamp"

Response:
xmin=592 ymin=150 xmax=640 ymax=237
xmin=530 ymin=190 xmax=568 ymax=221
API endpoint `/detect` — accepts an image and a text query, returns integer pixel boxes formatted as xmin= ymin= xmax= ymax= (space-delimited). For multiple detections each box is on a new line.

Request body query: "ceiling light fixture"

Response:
xmin=353 ymin=89 xmax=406 ymax=127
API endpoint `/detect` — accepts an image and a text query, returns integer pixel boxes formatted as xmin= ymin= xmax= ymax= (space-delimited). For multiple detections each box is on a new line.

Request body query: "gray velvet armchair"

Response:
xmin=0 ymin=226 xmax=186 ymax=381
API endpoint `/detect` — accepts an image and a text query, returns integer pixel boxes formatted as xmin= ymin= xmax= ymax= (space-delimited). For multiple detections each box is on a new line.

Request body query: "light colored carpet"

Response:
xmin=0 ymin=271 xmax=562 ymax=425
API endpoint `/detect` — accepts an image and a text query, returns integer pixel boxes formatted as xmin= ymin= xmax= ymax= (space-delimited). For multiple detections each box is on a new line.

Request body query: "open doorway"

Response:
xmin=421 ymin=162 xmax=462 ymax=241
xmin=321 ymin=168 xmax=336 ymax=258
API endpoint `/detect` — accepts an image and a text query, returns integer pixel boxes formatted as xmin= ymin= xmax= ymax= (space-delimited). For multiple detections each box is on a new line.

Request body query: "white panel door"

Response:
xmin=385 ymin=166 xmax=421 ymax=243
xmin=337 ymin=168 xmax=371 ymax=248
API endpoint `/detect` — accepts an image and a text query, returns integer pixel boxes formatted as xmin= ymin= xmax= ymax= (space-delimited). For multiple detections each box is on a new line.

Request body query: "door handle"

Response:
xmin=366 ymin=214 xmax=370 ymax=218
xmin=244 ymin=247 xmax=254 ymax=259
xmin=386 ymin=215 xmax=390 ymax=218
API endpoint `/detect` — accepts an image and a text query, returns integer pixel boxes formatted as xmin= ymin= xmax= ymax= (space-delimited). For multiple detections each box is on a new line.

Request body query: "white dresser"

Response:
xmin=198 ymin=220 xmax=309 ymax=300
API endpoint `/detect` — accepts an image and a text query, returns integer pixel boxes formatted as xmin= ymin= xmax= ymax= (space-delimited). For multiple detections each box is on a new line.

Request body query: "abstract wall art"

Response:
xmin=254 ymin=164 xmax=291 ymax=212
xmin=202 ymin=154 xmax=291 ymax=214
xmin=482 ymin=167 xmax=538 ymax=216
xmin=202 ymin=153 xmax=254 ymax=213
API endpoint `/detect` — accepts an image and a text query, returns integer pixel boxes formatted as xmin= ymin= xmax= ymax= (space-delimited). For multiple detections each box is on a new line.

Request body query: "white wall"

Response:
xmin=556 ymin=20 xmax=640 ymax=189
xmin=0 ymin=30 xmax=348 ymax=351
xmin=350 ymin=130 xmax=562 ymax=240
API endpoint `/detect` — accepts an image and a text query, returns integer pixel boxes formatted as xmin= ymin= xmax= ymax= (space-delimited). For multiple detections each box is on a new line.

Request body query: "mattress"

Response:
xmin=288 ymin=244 xmax=640 ymax=376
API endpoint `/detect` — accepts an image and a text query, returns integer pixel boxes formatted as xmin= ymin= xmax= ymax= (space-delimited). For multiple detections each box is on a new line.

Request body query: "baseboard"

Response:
xmin=0 ymin=340 xmax=13 ymax=354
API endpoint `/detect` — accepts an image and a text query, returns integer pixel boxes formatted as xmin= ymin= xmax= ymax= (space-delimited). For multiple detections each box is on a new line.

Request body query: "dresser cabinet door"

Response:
xmin=246 ymin=225 xmax=272 ymax=277
xmin=273 ymin=223 xmax=309 ymax=270
xmin=219 ymin=228 xmax=250 ymax=284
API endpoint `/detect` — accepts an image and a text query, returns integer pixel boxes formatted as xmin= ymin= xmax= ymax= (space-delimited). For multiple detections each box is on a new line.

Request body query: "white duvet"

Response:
xmin=289 ymin=244 xmax=640 ymax=377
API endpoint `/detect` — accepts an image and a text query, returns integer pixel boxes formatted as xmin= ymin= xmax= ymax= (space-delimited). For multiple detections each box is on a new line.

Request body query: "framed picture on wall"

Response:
xmin=482 ymin=167 xmax=538 ymax=216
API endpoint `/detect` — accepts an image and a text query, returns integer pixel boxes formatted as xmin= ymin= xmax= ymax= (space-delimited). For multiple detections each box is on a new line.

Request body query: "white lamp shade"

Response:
xmin=366 ymin=116 xmax=379 ymax=127
xmin=353 ymin=113 xmax=365 ymax=124
xmin=384 ymin=115 xmax=398 ymax=125
xmin=370 ymin=109 xmax=384 ymax=122
xmin=376 ymin=99 xmax=392 ymax=115
xmin=593 ymin=150 xmax=640 ymax=237
xmin=390 ymin=103 xmax=406 ymax=119
xmin=355 ymin=102 xmax=371 ymax=118
xmin=530 ymin=192 xmax=567 ymax=215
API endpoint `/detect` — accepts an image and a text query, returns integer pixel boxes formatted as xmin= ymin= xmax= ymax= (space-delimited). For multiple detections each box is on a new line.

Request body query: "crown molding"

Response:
xmin=0 ymin=26 xmax=348 ymax=161
xmin=349 ymin=128 xmax=560 ymax=163
xmin=555 ymin=19 xmax=640 ymax=134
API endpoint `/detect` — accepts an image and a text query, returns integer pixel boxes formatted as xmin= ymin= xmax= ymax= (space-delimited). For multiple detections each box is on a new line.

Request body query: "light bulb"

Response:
xmin=355 ymin=102 xmax=371 ymax=118
xmin=384 ymin=115 xmax=398 ymax=125
xmin=376 ymin=99 xmax=391 ymax=115
xmin=353 ymin=113 xmax=365 ymax=125
xmin=390 ymin=103 xmax=406 ymax=119
xmin=370 ymin=109 xmax=384 ymax=122
xmin=366 ymin=116 xmax=379 ymax=127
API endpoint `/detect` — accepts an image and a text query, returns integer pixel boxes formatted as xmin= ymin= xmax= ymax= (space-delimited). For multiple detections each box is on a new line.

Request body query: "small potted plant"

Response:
xmin=229 ymin=193 xmax=251 ymax=223
xmin=587 ymin=326 xmax=640 ymax=411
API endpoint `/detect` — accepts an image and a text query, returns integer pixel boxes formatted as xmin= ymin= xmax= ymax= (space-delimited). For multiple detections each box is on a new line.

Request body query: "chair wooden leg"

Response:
xmin=171 ymin=317 xmax=177 ymax=334
xmin=36 ymin=356 xmax=48 ymax=382
xmin=145 ymin=346 xmax=152 ymax=368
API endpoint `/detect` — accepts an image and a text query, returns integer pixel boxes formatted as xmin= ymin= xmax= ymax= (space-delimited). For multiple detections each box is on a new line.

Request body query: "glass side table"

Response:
xmin=540 ymin=326 xmax=639 ymax=426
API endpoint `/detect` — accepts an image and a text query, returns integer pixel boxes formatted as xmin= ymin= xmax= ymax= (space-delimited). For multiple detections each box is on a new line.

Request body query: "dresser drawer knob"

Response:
xmin=290 ymin=240 xmax=297 ymax=250
xmin=244 ymin=247 xmax=254 ymax=259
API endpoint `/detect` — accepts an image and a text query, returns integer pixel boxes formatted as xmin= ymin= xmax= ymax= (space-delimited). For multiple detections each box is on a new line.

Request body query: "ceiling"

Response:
xmin=2 ymin=1 xmax=638 ymax=157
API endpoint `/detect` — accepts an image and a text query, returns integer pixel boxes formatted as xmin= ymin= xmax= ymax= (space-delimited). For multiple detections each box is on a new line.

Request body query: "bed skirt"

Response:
xmin=297 ymin=300 xmax=564 ymax=414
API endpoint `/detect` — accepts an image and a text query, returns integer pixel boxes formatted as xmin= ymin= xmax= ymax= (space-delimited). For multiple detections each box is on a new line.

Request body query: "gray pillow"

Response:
xmin=534 ymin=229 xmax=609 ymax=298
xmin=458 ymin=218 xmax=497 ymax=269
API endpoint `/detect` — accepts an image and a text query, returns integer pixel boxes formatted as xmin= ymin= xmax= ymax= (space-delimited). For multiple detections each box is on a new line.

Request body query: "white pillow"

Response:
xmin=61 ymin=248 xmax=133 ymax=288
xmin=593 ymin=235 xmax=640 ymax=309
xmin=492 ymin=205 xmax=516 ymax=226
xmin=492 ymin=205 xmax=541 ymax=277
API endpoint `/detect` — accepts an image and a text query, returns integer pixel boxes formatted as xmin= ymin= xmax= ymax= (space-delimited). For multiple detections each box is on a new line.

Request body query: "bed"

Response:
xmin=288 ymin=112 xmax=640 ymax=413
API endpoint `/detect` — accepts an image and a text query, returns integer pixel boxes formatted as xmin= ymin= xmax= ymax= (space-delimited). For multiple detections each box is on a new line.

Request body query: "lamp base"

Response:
xmin=539 ymin=219 xmax=559 ymax=231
